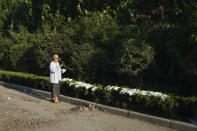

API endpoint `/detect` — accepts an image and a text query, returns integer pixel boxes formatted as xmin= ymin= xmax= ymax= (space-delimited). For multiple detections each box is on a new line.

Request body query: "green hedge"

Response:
xmin=0 ymin=70 xmax=51 ymax=91
xmin=60 ymin=81 xmax=176 ymax=118
xmin=0 ymin=70 xmax=197 ymax=120
xmin=143 ymin=74 xmax=197 ymax=97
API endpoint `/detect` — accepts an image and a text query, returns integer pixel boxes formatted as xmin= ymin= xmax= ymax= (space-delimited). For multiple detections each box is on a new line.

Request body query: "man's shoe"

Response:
xmin=54 ymin=97 xmax=60 ymax=103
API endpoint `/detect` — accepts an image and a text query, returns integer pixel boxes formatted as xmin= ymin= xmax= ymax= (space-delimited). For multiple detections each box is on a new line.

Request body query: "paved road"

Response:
xmin=0 ymin=85 xmax=178 ymax=131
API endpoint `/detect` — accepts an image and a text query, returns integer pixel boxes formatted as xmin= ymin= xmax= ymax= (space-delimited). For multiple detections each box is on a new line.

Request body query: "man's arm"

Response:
xmin=50 ymin=62 xmax=56 ymax=73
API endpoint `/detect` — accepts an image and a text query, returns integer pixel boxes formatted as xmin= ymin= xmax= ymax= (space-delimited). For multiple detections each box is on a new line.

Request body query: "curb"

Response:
xmin=170 ymin=120 xmax=197 ymax=131
xmin=0 ymin=81 xmax=197 ymax=131
xmin=128 ymin=110 xmax=171 ymax=127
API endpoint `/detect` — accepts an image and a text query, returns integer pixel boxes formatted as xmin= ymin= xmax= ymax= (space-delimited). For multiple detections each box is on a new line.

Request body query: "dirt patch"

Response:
xmin=0 ymin=93 xmax=5 ymax=103
xmin=70 ymin=104 xmax=96 ymax=112
xmin=1 ymin=118 xmax=55 ymax=131
xmin=0 ymin=105 xmax=57 ymax=131
xmin=22 ymin=96 xmax=41 ymax=103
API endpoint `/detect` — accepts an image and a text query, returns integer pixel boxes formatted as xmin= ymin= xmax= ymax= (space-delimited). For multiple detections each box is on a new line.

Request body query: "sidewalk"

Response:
xmin=0 ymin=81 xmax=197 ymax=131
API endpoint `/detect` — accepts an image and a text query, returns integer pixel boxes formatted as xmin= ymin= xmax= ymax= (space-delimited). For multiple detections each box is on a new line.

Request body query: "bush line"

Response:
xmin=0 ymin=70 xmax=196 ymax=120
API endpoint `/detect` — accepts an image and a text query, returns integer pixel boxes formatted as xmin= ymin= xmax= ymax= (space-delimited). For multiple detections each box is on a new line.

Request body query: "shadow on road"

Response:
xmin=1 ymin=82 xmax=52 ymax=103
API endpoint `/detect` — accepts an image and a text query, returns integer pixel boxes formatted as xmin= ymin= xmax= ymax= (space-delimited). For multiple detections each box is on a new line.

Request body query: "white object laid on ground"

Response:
xmin=61 ymin=77 xmax=169 ymax=101
xmin=70 ymin=81 xmax=93 ymax=89
xmin=61 ymin=78 xmax=73 ymax=82
xmin=91 ymin=87 xmax=98 ymax=91
xmin=8 ymin=97 xmax=11 ymax=100
xmin=106 ymin=85 xmax=120 ymax=91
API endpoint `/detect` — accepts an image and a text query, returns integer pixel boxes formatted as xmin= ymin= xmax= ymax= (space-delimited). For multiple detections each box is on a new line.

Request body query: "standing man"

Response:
xmin=49 ymin=54 xmax=66 ymax=103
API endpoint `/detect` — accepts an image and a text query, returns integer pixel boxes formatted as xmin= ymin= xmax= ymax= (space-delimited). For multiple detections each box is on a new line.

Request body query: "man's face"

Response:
xmin=54 ymin=58 xmax=59 ymax=63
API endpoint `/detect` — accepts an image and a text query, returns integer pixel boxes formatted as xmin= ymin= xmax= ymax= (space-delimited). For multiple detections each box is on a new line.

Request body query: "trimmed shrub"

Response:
xmin=0 ymin=70 xmax=50 ymax=91
xmin=0 ymin=70 xmax=197 ymax=121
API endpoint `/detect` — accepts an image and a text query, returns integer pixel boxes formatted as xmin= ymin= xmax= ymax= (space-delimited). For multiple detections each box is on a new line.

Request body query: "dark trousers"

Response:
xmin=51 ymin=83 xmax=60 ymax=100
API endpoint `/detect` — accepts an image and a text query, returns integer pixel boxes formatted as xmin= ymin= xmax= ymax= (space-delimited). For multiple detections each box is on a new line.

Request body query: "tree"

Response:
xmin=129 ymin=0 xmax=197 ymax=75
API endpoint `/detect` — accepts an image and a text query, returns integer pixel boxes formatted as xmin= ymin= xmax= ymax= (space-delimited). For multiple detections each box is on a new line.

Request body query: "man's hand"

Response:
xmin=62 ymin=69 xmax=66 ymax=73
xmin=60 ymin=64 xmax=63 ymax=68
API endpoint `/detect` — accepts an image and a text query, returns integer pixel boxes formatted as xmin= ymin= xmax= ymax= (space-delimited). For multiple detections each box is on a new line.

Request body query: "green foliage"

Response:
xmin=67 ymin=43 xmax=95 ymax=80
xmin=31 ymin=32 xmax=66 ymax=75
xmin=131 ymin=0 xmax=197 ymax=75
xmin=173 ymin=96 xmax=197 ymax=118
xmin=0 ymin=0 xmax=34 ymax=31
xmin=0 ymin=0 xmax=196 ymax=97
xmin=0 ymin=70 xmax=50 ymax=91
xmin=0 ymin=26 xmax=33 ymax=70
xmin=61 ymin=12 xmax=154 ymax=85
xmin=116 ymin=39 xmax=154 ymax=76
xmin=41 ymin=4 xmax=65 ymax=31
xmin=63 ymin=12 xmax=119 ymax=46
